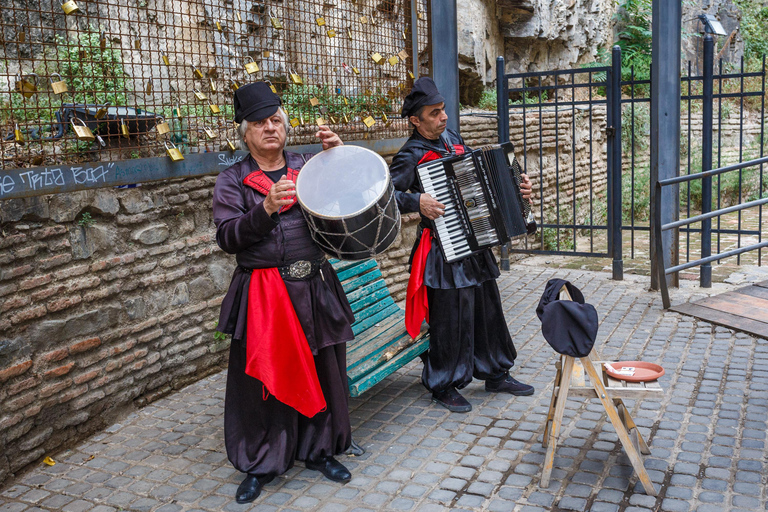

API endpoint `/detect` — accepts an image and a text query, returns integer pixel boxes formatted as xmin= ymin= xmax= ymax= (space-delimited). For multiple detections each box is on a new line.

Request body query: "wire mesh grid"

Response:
xmin=1 ymin=0 xmax=430 ymax=171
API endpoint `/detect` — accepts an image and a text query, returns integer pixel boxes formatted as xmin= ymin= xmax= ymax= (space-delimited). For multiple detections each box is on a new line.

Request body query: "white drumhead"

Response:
xmin=296 ymin=145 xmax=390 ymax=218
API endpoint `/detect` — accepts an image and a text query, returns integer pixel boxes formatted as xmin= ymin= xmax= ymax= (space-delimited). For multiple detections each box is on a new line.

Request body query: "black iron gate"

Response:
xmin=495 ymin=47 xmax=624 ymax=280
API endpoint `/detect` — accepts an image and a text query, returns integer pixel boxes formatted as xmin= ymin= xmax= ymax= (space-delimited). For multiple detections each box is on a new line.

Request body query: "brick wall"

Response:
xmin=0 ymin=110 xmax=606 ymax=486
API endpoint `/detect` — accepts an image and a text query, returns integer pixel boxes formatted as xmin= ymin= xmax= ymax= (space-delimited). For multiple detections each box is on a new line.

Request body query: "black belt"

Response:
xmin=238 ymin=257 xmax=327 ymax=281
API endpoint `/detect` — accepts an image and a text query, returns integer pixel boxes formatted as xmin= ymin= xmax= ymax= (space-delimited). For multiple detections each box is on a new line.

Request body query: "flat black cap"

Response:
xmin=234 ymin=82 xmax=282 ymax=123
xmin=536 ymin=279 xmax=599 ymax=358
xmin=401 ymin=77 xmax=445 ymax=118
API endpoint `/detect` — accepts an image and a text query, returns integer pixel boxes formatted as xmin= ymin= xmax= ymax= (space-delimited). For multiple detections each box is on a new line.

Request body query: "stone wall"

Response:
xmin=0 ymin=110 xmax=607 ymax=486
xmin=458 ymin=0 xmax=617 ymax=102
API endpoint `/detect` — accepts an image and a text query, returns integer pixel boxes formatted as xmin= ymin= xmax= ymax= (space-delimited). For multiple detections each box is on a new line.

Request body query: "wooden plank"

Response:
xmin=351 ymin=297 xmax=396 ymax=325
xmin=671 ymin=302 xmax=768 ymax=339
xmin=557 ymin=386 xmax=664 ymax=399
xmin=347 ymin=315 xmax=404 ymax=351
xmin=352 ymin=303 xmax=402 ymax=336
xmin=346 ymin=280 xmax=388 ymax=305
xmin=541 ymin=356 xmax=574 ymax=489
xmin=733 ymin=285 xmax=768 ymax=300
xmin=330 ymin=258 xmax=367 ymax=273
xmin=342 ymin=268 xmax=383 ymax=294
xmin=348 ymin=337 xmax=429 ymax=397
xmin=350 ymin=288 xmax=393 ymax=316
xmin=347 ymin=332 xmax=425 ymax=381
xmin=542 ymin=359 xmax=563 ymax=449
xmin=336 ymin=259 xmax=378 ymax=282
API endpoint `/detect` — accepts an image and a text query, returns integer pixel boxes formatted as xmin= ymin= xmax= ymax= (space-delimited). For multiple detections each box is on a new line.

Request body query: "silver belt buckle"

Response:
xmin=288 ymin=260 xmax=312 ymax=279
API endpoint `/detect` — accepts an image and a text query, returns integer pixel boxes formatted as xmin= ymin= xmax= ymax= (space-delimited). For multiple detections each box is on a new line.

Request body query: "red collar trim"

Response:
xmin=243 ymin=167 xmax=300 ymax=211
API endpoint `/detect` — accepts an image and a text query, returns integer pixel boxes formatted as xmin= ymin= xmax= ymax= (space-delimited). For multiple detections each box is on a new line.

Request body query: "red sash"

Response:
xmin=404 ymin=143 xmax=466 ymax=337
xmin=405 ymin=228 xmax=433 ymax=338
xmin=243 ymin=167 xmax=300 ymax=212
xmin=245 ymin=268 xmax=326 ymax=417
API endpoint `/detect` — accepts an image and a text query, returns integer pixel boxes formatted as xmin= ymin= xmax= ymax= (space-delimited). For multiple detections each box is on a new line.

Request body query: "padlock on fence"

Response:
xmin=61 ymin=0 xmax=80 ymax=15
xmin=49 ymin=73 xmax=68 ymax=94
xmin=165 ymin=141 xmax=184 ymax=162
xmin=156 ymin=118 xmax=171 ymax=135
xmin=14 ymin=124 xmax=24 ymax=145
xmin=244 ymin=56 xmax=259 ymax=75
xmin=71 ymin=118 xmax=95 ymax=142
xmin=15 ymin=73 xmax=38 ymax=98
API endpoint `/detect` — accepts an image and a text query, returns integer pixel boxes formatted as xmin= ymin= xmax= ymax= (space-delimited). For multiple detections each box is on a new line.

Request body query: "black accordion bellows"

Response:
xmin=417 ymin=142 xmax=536 ymax=263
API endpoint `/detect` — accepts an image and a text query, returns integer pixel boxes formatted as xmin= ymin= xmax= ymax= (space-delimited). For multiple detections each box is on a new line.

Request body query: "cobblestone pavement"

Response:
xmin=2 ymin=265 xmax=768 ymax=512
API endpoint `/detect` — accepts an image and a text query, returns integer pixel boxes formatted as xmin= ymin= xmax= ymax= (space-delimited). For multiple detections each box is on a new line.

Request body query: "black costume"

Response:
xmin=213 ymin=152 xmax=354 ymax=479
xmin=390 ymin=127 xmax=518 ymax=392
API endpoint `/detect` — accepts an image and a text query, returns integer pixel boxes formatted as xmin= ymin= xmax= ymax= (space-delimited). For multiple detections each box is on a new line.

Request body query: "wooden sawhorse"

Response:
xmin=540 ymin=289 xmax=664 ymax=496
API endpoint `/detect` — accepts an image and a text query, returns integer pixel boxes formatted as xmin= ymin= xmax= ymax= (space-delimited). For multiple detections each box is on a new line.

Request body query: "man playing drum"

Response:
xmin=390 ymin=77 xmax=535 ymax=413
xmin=213 ymin=82 xmax=355 ymax=503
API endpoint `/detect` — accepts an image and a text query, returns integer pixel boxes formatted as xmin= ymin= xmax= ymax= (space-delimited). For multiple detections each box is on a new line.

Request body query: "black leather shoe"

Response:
xmin=485 ymin=375 xmax=534 ymax=396
xmin=431 ymin=387 xmax=472 ymax=413
xmin=236 ymin=474 xmax=265 ymax=504
xmin=306 ymin=456 xmax=351 ymax=483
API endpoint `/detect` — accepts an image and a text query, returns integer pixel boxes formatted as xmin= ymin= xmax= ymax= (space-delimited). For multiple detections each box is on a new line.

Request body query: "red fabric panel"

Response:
xmin=405 ymin=228 xmax=432 ymax=338
xmin=243 ymin=167 xmax=300 ymax=211
xmin=416 ymin=145 xmax=466 ymax=165
xmin=245 ymin=267 xmax=326 ymax=417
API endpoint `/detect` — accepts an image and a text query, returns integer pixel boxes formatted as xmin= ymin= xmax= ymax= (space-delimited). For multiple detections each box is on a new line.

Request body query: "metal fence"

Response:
xmin=496 ymin=48 xmax=623 ymax=278
xmin=1 ymin=0 xmax=429 ymax=172
xmin=497 ymin=42 xmax=766 ymax=284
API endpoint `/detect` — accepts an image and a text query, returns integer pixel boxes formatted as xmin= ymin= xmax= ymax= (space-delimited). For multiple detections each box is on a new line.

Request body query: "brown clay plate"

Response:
xmin=605 ymin=361 xmax=664 ymax=382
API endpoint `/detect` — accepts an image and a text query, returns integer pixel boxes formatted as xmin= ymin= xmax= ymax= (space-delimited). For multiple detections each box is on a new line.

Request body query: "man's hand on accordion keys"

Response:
xmin=419 ymin=193 xmax=446 ymax=220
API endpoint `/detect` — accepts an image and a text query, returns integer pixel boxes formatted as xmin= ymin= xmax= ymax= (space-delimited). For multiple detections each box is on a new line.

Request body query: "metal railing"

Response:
xmin=655 ymin=154 xmax=768 ymax=309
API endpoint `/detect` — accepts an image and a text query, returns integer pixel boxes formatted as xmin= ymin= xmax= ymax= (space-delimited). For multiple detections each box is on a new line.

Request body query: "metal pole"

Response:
xmin=411 ymin=0 xmax=419 ymax=81
xmin=497 ymin=56 xmax=509 ymax=144
xmin=430 ymin=0 xmax=459 ymax=134
xmin=496 ymin=56 xmax=510 ymax=270
xmin=700 ymin=35 xmax=714 ymax=288
xmin=611 ymin=45 xmax=624 ymax=280
xmin=650 ymin=0 xmax=681 ymax=291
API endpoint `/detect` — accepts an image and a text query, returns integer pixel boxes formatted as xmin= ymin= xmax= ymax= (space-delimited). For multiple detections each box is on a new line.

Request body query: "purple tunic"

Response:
xmin=213 ymin=151 xmax=355 ymax=477
xmin=213 ymin=152 xmax=355 ymax=353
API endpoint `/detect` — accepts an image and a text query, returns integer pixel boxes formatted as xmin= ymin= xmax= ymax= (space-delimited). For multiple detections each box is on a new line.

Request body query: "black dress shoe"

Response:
xmin=485 ymin=374 xmax=534 ymax=396
xmin=431 ymin=387 xmax=472 ymax=413
xmin=306 ymin=456 xmax=351 ymax=483
xmin=235 ymin=474 xmax=264 ymax=504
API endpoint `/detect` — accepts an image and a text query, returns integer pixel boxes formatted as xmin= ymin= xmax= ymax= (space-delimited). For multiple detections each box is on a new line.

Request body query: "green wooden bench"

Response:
xmin=330 ymin=258 xmax=429 ymax=397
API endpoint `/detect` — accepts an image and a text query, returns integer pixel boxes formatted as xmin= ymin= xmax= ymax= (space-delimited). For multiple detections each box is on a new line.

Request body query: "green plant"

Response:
xmin=614 ymin=0 xmax=652 ymax=92
xmin=77 ymin=212 xmax=96 ymax=227
xmin=55 ymin=30 xmax=128 ymax=106
xmin=733 ymin=0 xmax=768 ymax=61
xmin=477 ymin=88 xmax=497 ymax=110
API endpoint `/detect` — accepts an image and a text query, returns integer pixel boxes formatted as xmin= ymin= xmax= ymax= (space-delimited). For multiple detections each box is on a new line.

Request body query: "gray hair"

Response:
xmin=407 ymin=105 xmax=425 ymax=129
xmin=237 ymin=108 xmax=291 ymax=150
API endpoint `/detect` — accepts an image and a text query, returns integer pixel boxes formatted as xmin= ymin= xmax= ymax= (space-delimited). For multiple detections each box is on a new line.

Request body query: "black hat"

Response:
xmin=234 ymin=82 xmax=282 ymax=123
xmin=401 ymin=77 xmax=445 ymax=118
xmin=536 ymin=279 xmax=599 ymax=358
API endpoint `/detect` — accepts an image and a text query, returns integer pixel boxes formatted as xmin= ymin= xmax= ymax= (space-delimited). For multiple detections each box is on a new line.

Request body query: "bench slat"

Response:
xmin=349 ymin=337 xmax=430 ymax=397
xmin=349 ymin=286 xmax=391 ymax=315
xmin=352 ymin=303 xmax=402 ymax=336
xmin=342 ymin=268 xmax=383 ymax=294
xmin=352 ymin=297 xmax=396 ymax=325
xmin=347 ymin=332 xmax=425 ymax=380
xmin=336 ymin=259 xmax=378 ymax=282
xmin=346 ymin=280 xmax=388 ymax=305
xmin=346 ymin=314 xmax=404 ymax=351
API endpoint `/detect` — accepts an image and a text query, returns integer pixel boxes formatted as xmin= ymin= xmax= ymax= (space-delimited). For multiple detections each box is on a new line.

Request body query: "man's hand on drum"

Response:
xmin=419 ymin=193 xmax=445 ymax=220
xmin=316 ymin=126 xmax=343 ymax=150
xmin=263 ymin=176 xmax=296 ymax=215
xmin=520 ymin=174 xmax=533 ymax=204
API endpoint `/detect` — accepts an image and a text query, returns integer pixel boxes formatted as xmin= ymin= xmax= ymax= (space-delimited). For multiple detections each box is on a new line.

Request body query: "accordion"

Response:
xmin=416 ymin=142 xmax=536 ymax=263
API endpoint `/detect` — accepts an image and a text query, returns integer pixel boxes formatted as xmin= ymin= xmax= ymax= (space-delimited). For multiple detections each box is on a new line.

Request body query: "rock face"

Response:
xmin=458 ymin=0 xmax=617 ymax=104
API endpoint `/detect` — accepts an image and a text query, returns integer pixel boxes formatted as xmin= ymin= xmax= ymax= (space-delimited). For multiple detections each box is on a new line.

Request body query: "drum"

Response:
xmin=295 ymin=145 xmax=401 ymax=260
